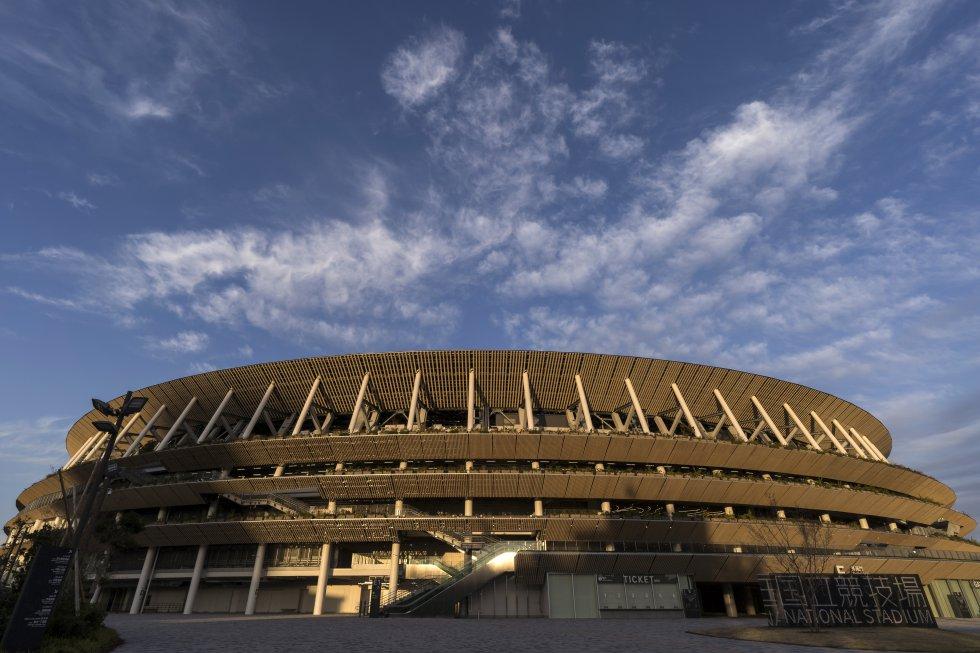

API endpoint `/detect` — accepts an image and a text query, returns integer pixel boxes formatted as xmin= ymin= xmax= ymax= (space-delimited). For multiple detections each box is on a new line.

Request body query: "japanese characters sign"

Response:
xmin=758 ymin=573 xmax=936 ymax=627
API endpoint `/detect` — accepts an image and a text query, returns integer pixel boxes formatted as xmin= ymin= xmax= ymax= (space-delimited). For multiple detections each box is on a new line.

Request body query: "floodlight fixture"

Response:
xmin=91 ymin=420 xmax=118 ymax=435
xmin=92 ymin=398 xmax=116 ymax=417
xmin=122 ymin=396 xmax=148 ymax=415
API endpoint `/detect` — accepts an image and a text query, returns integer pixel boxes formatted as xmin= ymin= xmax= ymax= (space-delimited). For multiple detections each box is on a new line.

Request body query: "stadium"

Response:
xmin=3 ymin=350 xmax=979 ymax=619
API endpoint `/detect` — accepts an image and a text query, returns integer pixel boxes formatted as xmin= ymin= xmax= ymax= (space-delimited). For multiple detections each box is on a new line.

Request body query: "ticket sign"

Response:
xmin=759 ymin=573 xmax=936 ymax=628
xmin=0 ymin=544 xmax=74 ymax=651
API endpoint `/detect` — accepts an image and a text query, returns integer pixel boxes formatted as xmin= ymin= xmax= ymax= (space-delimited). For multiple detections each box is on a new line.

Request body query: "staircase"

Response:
xmin=397 ymin=506 xmax=497 ymax=551
xmin=219 ymin=492 xmax=314 ymax=517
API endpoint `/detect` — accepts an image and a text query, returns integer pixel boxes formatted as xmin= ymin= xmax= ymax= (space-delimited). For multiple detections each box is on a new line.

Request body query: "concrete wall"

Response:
xmin=469 ymin=573 xmax=545 ymax=617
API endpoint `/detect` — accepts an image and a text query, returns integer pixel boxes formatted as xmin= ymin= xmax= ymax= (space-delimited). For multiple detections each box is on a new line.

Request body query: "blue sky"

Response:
xmin=1 ymin=1 xmax=978 ymax=529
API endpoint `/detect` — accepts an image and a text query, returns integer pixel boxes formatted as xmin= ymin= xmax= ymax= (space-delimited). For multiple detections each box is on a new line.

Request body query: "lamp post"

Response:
xmin=62 ymin=392 xmax=147 ymax=553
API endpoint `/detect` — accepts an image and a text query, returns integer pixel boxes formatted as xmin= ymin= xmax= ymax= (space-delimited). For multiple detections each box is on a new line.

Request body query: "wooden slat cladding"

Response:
xmin=63 ymin=350 xmax=892 ymax=455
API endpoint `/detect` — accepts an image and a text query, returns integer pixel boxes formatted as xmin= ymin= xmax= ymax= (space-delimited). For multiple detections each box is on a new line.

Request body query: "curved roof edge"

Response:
xmin=63 ymin=349 xmax=894 ymax=456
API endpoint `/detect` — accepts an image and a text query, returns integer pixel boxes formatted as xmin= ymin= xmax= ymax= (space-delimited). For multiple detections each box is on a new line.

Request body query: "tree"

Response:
xmin=747 ymin=501 xmax=836 ymax=632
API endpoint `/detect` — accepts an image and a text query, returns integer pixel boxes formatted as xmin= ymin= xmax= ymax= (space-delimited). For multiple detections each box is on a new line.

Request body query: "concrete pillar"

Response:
xmin=394 ymin=499 xmax=404 ymax=516
xmin=722 ymin=583 xmax=738 ymax=617
xmin=600 ymin=501 xmax=611 ymax=513
xmin=327 ymin=499 xmax=337 ymax=514
xmin=724 ymin=506 xmax=735 ymax=517
xmin=776 ymin=509 xmax=787 ymax=520
xmin=665 ymin=503 xmax=675 ymax=519
xmin=312 ymin=543 xmax=332 ymax=615
xmin=398 ymin=461 xmax=408 ymax=470
xmin=888 ymin=522 xmax=899 ymax=532
xmin=656 ymin=465 xmax=667 ymax=475
xmin=129 ymin=507 xmax=167 ymax=615
xmin=858 ymin=517 xmax=870 ymax=530
xmin=595 ymin=463 xmax=605 ymax=472
xmin=244 ymin=543 xmax=267 ymax=615
xmin=533 ymin=499 xmax=543 ymax=516
xmin=89 ymin=583 xmax=102 ymax=605
xmin=531 ymin=461 xmax=540 ymax=470
xmin=819 ymin=513 xmax=831 ymax=524
xmin=604 ymin=543 xmax=615 ymax=552
xmin=183 ymin=544 xmax=208 ymax=614
xmin=335 ymin=462 xmax=344 ymax=472
xmin=464 ymin=498 xmax=473 ymax=517
xmin=388 ymin=541 xmax=401 ymax=602
xmin=732 ymin=546 xmax=743 ymax=553
xmin=465 ymin=460 xmax=473 ymax=472
xmin=742 ymin=585 xmax=757 ymax=616
xmin=129 ymin=547 xmax=157 ymax=614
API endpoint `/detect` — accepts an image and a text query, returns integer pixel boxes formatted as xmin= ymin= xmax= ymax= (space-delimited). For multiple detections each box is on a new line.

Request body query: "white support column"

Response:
xmin=467 ymin=368 xmax=476 ymax=432
xmin=155 ymin=397 xmax=198 ymax=451
xmin=782 ymin=404 xmax=821 ymax=450
xmin=388 ymin=541 xmax=401 ymax=602
xmin=624 ymin=378 xmax=651 ymax=434
xmin=183 ymin=544 xmax=208 ymax=614
xmin=65 ymin=433 xmax=100 ymax=468
xmin=240 ymin=383 xmax=276 ymax=440
xmin=124 ymin=404 xmax=167 ymax=457
xmin=110 ymin=412 xmax=145 ymax=457
xmin=671 ymin=383 xmax=705 ymax=438
xmin=713 ymin=389 xmax=748 ymax=442
xmin=348 ymin=372 xmax=370 ymax=433
xmin=196 ymin=389 xmax=235 ymax=444
xmin=129 ymin=546 xmax=157 ymax=614
xmin=750 ymin=396 xmax=789 ymax=446
xmin=852 ymin=428 xmax=889 ymax=463
xmin=809 ymin=412 xmax=847 ymax=454
xmin=522 ymin=370 xmax=535 ymax=431
xmin=573 ymin=374 xmax=595 ymax=432
xmin=244 ymin=543 xmax=267 ymax=615
xmin=81 ymin=432 xmax=109 ymax=463
xmin=832 ymin=419 xmax=868 ymax=459
xmin=406 ymin=369 xmax=422 ymax=430
xmin=722 ymin=583 xmax=738 ymax=617
xmin=292 ymin=376 xmax=322 ymax=437
xmin=312 ymin=543 xmax=333 ymax=615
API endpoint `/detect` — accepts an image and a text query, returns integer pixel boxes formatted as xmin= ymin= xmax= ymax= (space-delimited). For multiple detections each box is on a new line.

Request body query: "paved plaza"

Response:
xmin=103 ymin=613 xmax=980 ymax=653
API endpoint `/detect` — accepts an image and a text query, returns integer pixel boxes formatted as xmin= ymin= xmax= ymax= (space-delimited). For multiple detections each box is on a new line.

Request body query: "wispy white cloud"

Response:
xmin=381 ymin=26 xmax=465 ymax=108
xmin=147 ymin=330 xmax=210 ymax=354
xmin=57 ymin=191 xmax=96 ymax=211
xmin=87 ymin=172 xmax=119 ymax=187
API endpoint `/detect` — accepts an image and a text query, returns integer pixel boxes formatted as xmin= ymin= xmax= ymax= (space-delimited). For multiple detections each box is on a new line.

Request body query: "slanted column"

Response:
xmin=722 ymin=583 xmax=738 ymax=617
xmin=665 ymin=503 xmax=675 ymax=519
xmin=130 ymin=507 xmax=167 ymax=614
xmin=312 ymin=543 xmax=333 ymax=615
xmin=155 ymin=398 xmax=198 ymax=451
xmin=245 ymin=543 xmax=267 ymax=615
xmin=129 ymin=547 xmax=157 ymax=614
xmin=859 ymin=517 xmax=870 ymax=530
xmin=388 ymin=541 xmax=401 ymax=602
xmin=183 ymin=544 xmax=208 ymax=614
xmin=124 ymin=404 xmax=167 ymax=456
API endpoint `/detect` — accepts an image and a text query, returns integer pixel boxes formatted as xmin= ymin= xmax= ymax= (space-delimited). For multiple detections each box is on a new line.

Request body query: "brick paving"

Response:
xmin=105 ymin=614 xmax=979 ymax=652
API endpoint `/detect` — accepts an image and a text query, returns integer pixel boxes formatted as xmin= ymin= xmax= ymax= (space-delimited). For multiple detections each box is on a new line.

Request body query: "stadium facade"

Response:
xmin=3 ymin=351 xmax=979 ymax=619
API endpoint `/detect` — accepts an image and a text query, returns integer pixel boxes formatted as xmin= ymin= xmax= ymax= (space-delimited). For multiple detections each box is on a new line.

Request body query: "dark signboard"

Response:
xmin=0 ymin=544 xmax=74 ymax=651
xmin=759 ymin=573 xmax=936 ymax=628
xmin=597 ymin=574 xmax=678 ymax=584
